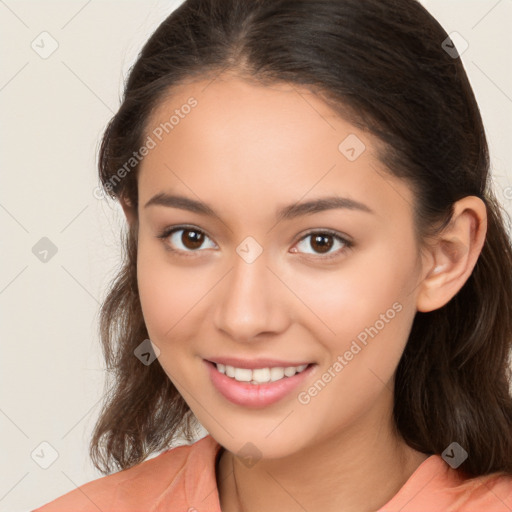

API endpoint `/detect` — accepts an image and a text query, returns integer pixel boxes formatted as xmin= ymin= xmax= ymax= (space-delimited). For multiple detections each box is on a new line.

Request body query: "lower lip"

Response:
xmin=205 ymin=360 xmax=316 ymax=408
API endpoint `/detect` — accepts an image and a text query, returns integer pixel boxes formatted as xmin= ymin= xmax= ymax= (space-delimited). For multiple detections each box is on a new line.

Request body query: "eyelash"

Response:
xmin=156 ymin=224 xmax=354 ymax=260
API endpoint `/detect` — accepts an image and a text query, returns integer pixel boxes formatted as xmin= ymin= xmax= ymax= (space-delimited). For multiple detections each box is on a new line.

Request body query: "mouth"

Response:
xmin=204 ymin=359 xmax=317 ymax=408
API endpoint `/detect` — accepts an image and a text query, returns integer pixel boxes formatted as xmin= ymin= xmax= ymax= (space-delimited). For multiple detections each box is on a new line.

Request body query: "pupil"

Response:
xmin=183 ymin=229 xmax=204 ymax=250
xmin=311 ymin=234 xmax=333 ymax=253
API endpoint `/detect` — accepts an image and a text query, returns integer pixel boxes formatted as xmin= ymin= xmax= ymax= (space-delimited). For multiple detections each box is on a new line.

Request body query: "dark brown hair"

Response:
xmin=90 ymin=0 xmax=512 ymax=477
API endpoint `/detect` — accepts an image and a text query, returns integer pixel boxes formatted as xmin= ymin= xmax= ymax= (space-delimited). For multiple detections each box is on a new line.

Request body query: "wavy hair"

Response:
xmin=90 ymin=0 xmax=512 ymax=477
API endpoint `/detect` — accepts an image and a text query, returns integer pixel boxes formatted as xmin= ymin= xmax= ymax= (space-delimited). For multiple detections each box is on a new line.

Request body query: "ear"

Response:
xmin=119 ymin=194 xmax=137 ymax=226
xmin=416 ymin=196 xmax=487 ymax=313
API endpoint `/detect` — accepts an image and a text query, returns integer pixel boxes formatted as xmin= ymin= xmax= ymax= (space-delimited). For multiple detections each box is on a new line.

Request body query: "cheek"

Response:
xmin=289 ymin=245 xmax=417 ymax=349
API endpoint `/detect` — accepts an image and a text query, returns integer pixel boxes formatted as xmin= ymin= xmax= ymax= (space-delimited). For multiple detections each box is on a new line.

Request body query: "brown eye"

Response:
xmin=181 ymin=229 xmax=204 ymax=250
xmin=159 ymin=226 xmax=217 ymax=253
xmin=293 ymin=230 xmax=351 ymax=257
xmin=310 ymin=233 xmax=334 ymax=253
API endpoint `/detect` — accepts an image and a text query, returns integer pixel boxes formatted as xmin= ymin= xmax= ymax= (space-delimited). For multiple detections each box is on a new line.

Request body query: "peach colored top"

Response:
xmin=33 ymin=434 xmax=512 ymax=512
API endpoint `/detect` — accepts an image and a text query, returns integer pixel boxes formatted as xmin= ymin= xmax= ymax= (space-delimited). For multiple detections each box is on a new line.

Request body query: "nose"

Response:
xmin=213 ymin=250 xmax=290 ymax=343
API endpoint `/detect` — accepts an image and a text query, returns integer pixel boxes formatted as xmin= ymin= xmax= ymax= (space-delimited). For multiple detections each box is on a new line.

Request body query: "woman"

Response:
xmin=34 ymin=0 xmax=512 ymax=510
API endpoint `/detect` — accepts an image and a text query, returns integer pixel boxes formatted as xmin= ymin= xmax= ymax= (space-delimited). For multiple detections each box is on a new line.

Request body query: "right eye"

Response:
xmin=157 ymin=225 xmax=218 ymax=255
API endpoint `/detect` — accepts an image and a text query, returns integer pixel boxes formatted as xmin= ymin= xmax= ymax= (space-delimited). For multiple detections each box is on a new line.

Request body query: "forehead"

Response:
xmin=138 ymin=75 xmax=415 ymax=226
xmin=144 ymin=75 xmax=348 ymax=162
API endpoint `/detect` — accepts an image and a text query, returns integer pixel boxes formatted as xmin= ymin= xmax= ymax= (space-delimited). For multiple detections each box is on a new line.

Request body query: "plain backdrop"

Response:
xmin=0 ymin=1 xmax=511 ymax=510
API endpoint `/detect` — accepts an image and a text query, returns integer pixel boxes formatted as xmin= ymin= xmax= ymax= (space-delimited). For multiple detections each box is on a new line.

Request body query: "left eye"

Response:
xmin=292 ymin=231 xmax=351 ymax=257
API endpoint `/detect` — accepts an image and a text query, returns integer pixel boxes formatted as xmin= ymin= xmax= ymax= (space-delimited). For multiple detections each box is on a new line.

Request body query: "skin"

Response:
xmin=123 ymin=72 xmax=487 ymax=512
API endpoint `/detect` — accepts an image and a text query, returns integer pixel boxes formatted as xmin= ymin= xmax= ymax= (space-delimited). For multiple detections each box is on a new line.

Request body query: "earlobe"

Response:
xmin=416 ymin=196 xmax=487 ymax=313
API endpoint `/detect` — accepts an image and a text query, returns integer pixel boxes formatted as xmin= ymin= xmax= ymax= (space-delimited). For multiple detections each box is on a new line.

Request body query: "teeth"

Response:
xmin=270 ymin=367 xmax=285 ymax=381
xmin=216 ymin=363 xmax=309 ymax=384
xmin=284 ymin=366 xmax=297 ymax=377
xmin=234 ymin=368 xmax=252 ymax=382
xmin=252 ymin=368 xmax=271 ymax=383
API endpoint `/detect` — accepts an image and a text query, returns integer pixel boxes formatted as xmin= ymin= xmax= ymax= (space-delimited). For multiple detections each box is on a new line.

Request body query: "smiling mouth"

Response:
xmin=210 ymin=361 xmax=313 ymax=385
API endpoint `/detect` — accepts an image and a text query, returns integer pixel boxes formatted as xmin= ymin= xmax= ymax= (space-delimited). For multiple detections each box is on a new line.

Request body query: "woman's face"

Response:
xmin=135 ymin=75 xmax=426 ymax=458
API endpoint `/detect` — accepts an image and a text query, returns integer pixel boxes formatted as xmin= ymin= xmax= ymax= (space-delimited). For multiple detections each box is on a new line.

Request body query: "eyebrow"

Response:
xmin=144 ymin=192 xmax=374 ymax=221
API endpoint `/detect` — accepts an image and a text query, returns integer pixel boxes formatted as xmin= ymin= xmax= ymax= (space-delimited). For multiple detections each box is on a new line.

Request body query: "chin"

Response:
xmin=207 ymin=422 xmax=312 ymax=461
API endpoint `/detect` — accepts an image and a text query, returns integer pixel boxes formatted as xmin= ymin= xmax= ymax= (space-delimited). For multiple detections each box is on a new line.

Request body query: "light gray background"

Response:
xmin=1 ymin=1 xmax=511 ymax=511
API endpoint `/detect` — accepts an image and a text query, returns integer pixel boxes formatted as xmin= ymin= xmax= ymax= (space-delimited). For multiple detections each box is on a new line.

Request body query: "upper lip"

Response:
xmin=206 ymin=357 xmax=313 ymax=369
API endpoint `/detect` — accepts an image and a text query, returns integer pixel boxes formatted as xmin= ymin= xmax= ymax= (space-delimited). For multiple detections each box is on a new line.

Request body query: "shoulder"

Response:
xmin=32 ymin=435 xmax=223 ymax=512
xmin=381 ymin=454 xmax=512 ymax=512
